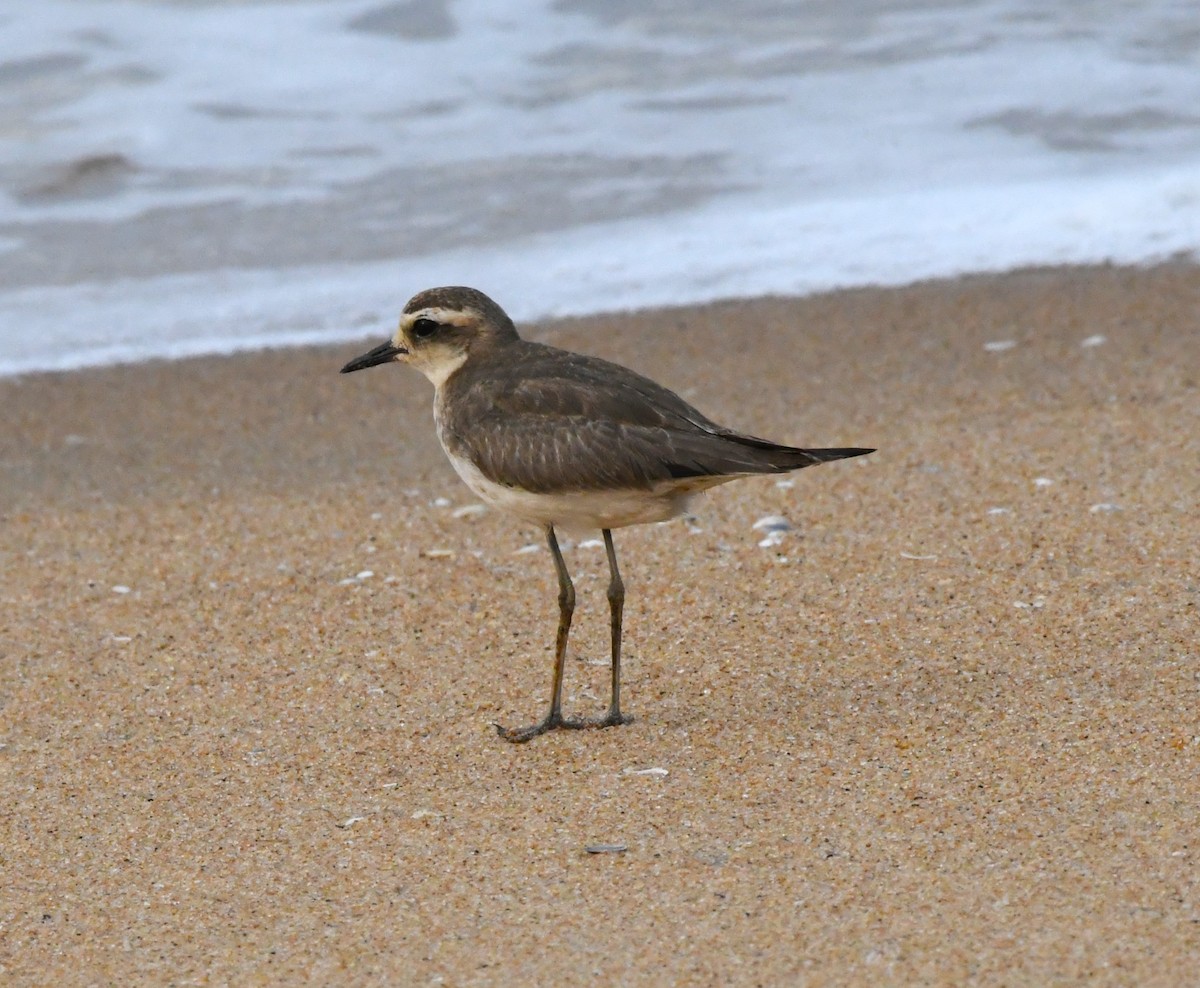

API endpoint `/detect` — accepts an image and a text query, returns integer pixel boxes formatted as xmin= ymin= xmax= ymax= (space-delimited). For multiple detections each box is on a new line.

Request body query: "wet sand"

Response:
xmin=2 ymin=262 xmax=1198 ymax=984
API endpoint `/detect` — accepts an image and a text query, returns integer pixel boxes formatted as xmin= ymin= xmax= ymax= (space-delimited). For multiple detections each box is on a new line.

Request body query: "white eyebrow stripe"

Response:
xmin=401 ymin=306 xmax=476 ymax=329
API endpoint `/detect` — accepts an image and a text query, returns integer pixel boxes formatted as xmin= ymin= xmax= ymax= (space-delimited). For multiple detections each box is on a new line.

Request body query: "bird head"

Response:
xmin=340 ymin=286 xmax=519 ymax=386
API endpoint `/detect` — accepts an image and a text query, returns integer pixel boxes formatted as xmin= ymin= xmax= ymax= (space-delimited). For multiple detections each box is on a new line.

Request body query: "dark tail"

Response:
xmin=781 ymin=446 xmax=875 ymax=469
xmin=662 ymin=432 xmax=873 ymax=480
xmin=722 ymin=432 xmax=874 ymax=473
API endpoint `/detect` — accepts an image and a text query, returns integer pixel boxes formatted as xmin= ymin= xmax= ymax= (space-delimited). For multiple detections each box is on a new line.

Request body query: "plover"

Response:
xmin=341 ymin=287 xmax=873 ymax=742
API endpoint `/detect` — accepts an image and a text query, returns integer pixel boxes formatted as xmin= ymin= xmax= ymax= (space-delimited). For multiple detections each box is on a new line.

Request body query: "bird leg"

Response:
xmin=594 ymin=528 xmax=633 ymax=728
xmin=497 ymin=524 xmax=577 ymax=742
xmin=496 ymin=525 xmax=632 ymax=742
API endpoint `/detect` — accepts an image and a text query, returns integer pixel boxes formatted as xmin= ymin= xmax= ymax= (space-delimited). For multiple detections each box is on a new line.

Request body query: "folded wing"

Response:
xmin=443 ymin=343 xmax=873 ymax=494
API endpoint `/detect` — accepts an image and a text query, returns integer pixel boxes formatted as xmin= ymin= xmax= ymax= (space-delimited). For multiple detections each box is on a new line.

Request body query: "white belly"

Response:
xmin=443 ymin=447 xmax=694 ymax=532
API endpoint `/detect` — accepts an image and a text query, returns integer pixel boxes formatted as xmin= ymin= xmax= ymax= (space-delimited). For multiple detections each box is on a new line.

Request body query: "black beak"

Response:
xmin=340 ymin=340 xmax=408 ymax=374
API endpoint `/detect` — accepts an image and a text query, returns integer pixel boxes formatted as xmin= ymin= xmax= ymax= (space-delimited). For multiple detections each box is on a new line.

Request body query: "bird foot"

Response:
xmin=494 ymin=710 xmax=571 ymax=743
xmin=585 ymin=710 xmax=634 ymax=730
xmin=495 ymin=709 xmax=633 ymax=744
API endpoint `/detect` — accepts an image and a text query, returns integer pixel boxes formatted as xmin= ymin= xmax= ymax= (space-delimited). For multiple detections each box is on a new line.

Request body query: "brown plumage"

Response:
xmin=438 ymin=340 xmax=870 ymax=496
xmin=341 ymin=286 xmax=874 ymax=742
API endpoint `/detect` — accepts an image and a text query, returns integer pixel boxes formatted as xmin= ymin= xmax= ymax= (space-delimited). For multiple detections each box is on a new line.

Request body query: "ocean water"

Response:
xmin=2 ymin=0 xmax=1198 ymax=375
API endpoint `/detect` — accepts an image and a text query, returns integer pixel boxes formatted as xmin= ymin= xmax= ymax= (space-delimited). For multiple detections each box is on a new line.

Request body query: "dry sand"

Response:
xmin=2 ymin=262 xmax=1198 ymax=984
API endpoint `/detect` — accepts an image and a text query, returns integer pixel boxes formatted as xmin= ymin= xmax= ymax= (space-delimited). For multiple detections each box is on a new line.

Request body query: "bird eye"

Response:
xmin=412 ymin=317 xmax=439 ymax=339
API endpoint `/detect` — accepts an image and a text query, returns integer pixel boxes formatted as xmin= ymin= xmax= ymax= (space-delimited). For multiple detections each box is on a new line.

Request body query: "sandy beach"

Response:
xmin=2 ymin=262 xmax=1198 ymax=984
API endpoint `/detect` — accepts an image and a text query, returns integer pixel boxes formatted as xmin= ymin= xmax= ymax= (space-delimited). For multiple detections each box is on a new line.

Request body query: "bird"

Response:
xmin=341 ymin=287 xmax=873 ymax=742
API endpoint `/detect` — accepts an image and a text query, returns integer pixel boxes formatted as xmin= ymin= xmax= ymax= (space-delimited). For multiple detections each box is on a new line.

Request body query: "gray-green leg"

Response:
xmin=597 ymin=528 xmax=633 ymax=728
xmin=496 ymin=526 xmax=633 ymax=743
xmin=497 ymin=524 xmax=577 ymax=743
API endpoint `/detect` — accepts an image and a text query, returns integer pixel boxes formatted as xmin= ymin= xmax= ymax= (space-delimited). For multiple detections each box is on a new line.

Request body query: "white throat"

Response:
xmin=416 ymin=349 xmax=469 ymax=388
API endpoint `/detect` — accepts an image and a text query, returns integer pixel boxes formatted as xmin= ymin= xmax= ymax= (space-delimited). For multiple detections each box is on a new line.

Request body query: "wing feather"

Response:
xmin=438 ymin=342 xmax=872 ymax=493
